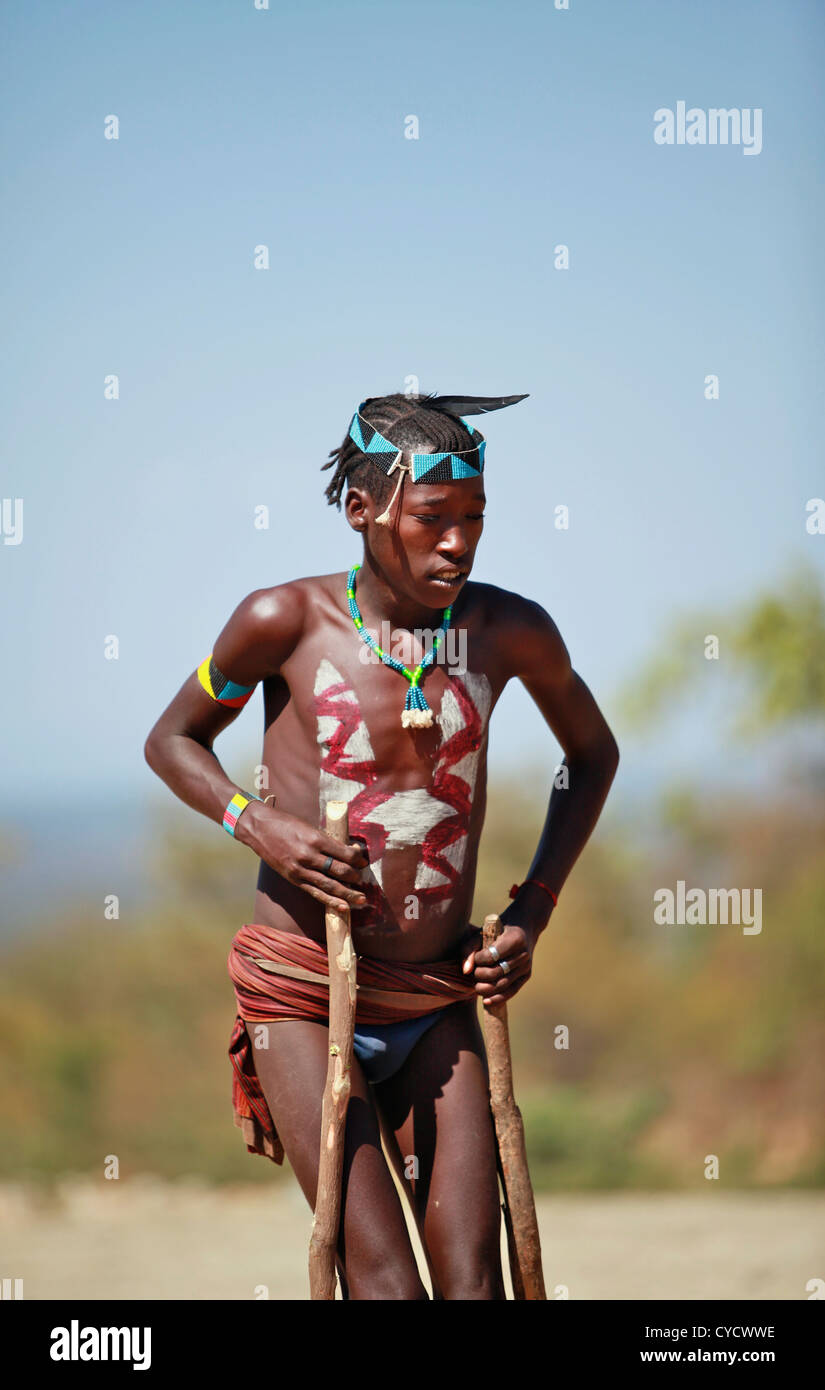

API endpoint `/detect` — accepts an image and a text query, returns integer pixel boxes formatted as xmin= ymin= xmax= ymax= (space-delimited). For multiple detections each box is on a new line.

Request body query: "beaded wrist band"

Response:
xmin=509 ymin=879 xmax=559 ymax=908
xmin=223 ymin=792 xmax=261 ymax=837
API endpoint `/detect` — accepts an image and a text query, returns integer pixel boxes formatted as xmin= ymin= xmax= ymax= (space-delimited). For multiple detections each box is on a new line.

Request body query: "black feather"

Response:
xmin=422 ymin=393 xmax=529 ymax=418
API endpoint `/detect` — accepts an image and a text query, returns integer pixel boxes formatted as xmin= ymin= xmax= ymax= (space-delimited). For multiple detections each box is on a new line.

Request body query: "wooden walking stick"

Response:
xmin=308 ymin=801 xmax=358 ymax=1300
xmin=494 ymin=1124 xmax=525 ymax=1300
xmin=482 ymin=912 xmax=546 ymax=1300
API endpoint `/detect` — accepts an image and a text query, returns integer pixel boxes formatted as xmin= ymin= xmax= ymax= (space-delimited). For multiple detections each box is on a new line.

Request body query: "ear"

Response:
xmin=344 ymin=484 xmax=372 ymax=531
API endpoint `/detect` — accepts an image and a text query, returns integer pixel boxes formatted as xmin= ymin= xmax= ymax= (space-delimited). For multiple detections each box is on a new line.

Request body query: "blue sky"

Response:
xmin=2 ymin=0 xmax=823 ymax=828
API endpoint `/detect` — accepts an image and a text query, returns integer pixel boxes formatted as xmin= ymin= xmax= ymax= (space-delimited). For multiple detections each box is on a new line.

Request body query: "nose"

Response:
xmin=437 ymin=523 xmax=471 ymax=561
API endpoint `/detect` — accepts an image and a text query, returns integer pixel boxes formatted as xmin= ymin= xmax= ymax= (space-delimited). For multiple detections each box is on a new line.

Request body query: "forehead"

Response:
xmin=402 ymin=475 xmax=486 ymax=506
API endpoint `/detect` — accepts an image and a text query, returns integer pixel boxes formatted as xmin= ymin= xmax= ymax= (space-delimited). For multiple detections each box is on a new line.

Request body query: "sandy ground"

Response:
xmin=1 ymin=1175 xmax=822 ymax=1301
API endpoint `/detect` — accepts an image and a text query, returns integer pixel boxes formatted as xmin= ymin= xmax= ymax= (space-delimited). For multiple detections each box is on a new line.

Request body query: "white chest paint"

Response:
xmin=312 ymin=658 xmax=491 ymax=910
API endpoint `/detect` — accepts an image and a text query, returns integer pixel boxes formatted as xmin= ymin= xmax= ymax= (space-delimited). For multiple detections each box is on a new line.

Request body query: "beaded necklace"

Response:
xmin=346 ymin=563 xmax=452 ymax=728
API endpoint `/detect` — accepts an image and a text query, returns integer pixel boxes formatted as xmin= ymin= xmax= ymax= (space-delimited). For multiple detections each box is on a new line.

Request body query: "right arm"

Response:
xmin=143 ymin=584 xmax=368 ymax=913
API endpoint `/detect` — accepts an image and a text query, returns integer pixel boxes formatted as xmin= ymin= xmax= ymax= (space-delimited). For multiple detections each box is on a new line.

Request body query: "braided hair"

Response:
xmin=321 ymin=392 xmax=478 ymax=511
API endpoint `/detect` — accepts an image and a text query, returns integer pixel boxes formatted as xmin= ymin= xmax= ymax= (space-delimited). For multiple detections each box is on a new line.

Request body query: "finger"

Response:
xmin=299 ymin=882 xmax=351 ymax=914
xmin=461 ymin=926 xmax=484 ymax=972
xmin=472 ymin=951 xmax=531 ymax=983
xmin=474 ymin=963 xmax=530 ymax=995
xmin=481 ymin=976 xmax=528 ymax=1007
xmin=303 ymin=868 xmax=367 ymax=910
xmin=472 ymin=931 xmax=525 ymax=968
xmin=317 ymin=854 xmax=367 ymax=887
xmin=316 ymin=834 xmax=370 ymax=869
xmin=469 ymin=946 xmax=498 ymax=970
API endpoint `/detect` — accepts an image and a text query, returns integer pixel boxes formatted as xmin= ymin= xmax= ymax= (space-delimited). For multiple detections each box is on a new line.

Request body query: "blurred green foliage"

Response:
xmin=617 ymin=558 xmax=825 ymax=738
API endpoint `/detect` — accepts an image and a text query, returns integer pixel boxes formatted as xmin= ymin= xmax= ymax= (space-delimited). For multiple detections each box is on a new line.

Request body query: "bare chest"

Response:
xmin=274 ymin=645 xmax=495 ymax=922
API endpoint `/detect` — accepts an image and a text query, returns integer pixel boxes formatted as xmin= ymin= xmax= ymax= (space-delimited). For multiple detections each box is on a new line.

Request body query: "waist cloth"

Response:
xmin=227 ymin=920 xmax=481 ymax=1165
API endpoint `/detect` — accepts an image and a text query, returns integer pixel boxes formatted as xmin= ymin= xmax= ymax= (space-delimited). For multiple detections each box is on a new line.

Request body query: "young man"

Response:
xmin=144 ymin=391 xmax=619 ymax=1301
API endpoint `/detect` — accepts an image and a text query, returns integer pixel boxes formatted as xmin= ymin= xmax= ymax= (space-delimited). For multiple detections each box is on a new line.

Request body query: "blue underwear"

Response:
xmin=352 ymin=1011 xmax=442 ymax=1084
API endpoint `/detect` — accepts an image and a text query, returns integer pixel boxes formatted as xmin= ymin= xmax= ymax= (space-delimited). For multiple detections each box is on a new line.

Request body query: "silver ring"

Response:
xmin=500 ymin=959 xmax=511 ymax=975
xmin=488 ymin=944 xmax=500 ymax=963
xmin=322 ymin=855 xmax=334 ymax=874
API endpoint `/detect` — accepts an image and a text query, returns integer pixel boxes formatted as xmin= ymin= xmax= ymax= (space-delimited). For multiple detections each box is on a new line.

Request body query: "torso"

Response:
xmin=251 ymin=571 xmax=513 ymax=962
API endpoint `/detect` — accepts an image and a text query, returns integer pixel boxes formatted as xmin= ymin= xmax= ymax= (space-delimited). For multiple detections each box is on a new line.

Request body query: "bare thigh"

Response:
xmin=244 ymin=1015 xmax=428 ymax=1300
xmin=371 ymin=999 xmax=506 ymax=1301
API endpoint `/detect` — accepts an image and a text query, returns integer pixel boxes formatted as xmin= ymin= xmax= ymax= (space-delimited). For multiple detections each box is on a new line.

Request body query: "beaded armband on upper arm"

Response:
xmin=197 ymin=654 xmax=257 ymax=709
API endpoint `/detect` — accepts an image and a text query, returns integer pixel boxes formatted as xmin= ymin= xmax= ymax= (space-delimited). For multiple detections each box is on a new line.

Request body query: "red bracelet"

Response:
xmin=509 ymin=879 xmax=558 ymax=908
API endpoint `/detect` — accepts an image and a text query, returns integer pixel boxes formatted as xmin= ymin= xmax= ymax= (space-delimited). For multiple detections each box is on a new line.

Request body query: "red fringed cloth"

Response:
xmin=227 ymin=921 xmax=481 ymax=1164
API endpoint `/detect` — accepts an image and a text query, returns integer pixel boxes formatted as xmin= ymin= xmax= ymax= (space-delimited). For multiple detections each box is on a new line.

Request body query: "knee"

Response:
xmin=436 ymin=1240 xmax=506 ymax=1301
xmin=343 ymin=1254 xmax=429 ymax=1301
xmin=439 ymin=1264 xmax=506 ymax=1300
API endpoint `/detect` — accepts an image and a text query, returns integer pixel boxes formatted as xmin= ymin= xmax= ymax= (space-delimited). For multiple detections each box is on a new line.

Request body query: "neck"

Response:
xmin=350 ymin=552 xmax=455 ymax=631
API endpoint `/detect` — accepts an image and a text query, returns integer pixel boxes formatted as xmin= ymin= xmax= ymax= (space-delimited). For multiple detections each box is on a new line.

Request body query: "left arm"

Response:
xmin=463 ymin=592 xmax=620 ymax=1005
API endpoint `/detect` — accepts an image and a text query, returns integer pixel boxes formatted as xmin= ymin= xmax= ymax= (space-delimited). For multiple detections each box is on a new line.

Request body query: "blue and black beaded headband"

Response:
xmin=348 ymin=393 xmax=529 ymax=524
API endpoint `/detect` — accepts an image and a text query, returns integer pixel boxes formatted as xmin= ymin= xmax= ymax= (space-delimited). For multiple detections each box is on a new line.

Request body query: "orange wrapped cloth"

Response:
xmin=227 ymin=920 xmax=480 ymax=1164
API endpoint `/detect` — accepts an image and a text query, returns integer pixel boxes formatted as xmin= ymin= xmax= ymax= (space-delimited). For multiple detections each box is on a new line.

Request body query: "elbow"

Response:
xmin=601 ymin=729 xmax=620 ymax=779
xmin=567 ymin=736 xmax=619 ymax=785
xmin=577 ymin=730 xmax=619 ymax=781
xmin=144 ymin=725 xmax=207 ymax=775
xmin=606 ymin=730 xmax=620 ymax=770
xmin=143 ymin=729 xmax=163 ymax=773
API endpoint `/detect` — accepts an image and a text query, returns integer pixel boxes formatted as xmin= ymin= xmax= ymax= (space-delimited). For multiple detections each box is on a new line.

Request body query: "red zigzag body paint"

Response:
xmin=313 ymin=658 xmax=492 ymax=924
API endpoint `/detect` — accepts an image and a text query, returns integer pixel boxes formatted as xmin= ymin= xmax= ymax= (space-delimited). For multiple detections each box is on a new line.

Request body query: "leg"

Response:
xmin=244 ymin=1015 xmax=428 ymax=1300
xmin=371 ymin=999 xmax=506 ymax=1301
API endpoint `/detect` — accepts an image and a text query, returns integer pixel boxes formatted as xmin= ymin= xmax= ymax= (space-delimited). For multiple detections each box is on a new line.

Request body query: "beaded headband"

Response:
xmin=347 ymin=393 xmax=528 ymax=524
xmin=349 ymin=407 xmax=486 ymax=482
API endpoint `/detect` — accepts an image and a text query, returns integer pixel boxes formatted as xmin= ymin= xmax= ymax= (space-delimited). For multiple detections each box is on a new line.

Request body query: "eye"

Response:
xmin=411 ymin=512 xmax=485 ymax=524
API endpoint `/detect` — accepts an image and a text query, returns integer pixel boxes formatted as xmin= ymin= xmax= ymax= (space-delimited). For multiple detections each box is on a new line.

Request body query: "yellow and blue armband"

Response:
xmin=197 ymin=654 xmax=257 ymax=709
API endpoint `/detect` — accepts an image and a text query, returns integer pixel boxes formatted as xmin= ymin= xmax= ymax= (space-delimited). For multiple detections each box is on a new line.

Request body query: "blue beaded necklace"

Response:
xmin=347 ymin=563 xmax=452 ymax=728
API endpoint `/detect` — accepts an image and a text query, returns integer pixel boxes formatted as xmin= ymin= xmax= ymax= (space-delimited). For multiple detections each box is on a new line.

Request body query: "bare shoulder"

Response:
xmin=210 ymin=576 xmax=316 ymax=685
xmin=462 ymin=580 xmax=571 ymax=684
